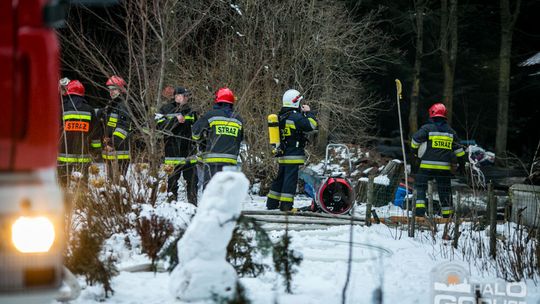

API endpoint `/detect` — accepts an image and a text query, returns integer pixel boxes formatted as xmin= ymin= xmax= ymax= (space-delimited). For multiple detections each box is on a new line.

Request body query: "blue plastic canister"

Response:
xmin=393 ymin=183 xmax=412 ymax=209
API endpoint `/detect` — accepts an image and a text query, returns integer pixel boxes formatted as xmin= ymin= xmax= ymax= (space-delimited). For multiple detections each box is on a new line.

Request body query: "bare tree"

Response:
xmin=154 ymin=0 xmax=393 ymax=187
xmin=409 ymin=0 xmax=427 ymax=135
xmin=495 ymin=0 xmax=521 ymax=163
xmin=440 ymin=0 xmax=458 ymax=123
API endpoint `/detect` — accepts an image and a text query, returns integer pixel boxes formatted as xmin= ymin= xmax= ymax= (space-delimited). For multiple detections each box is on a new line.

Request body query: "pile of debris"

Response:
xmin=355 ymin=159 xmax=404 ymax=207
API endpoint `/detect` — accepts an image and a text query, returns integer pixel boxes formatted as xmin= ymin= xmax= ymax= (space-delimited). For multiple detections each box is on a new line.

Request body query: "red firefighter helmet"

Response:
xmin=66 ymin=80 xmax=85 ymax=96
xmin=106 ymin=75 xmax=127 ymax=92
xmin=429 ymin=103 xmax=447 ymax=119
xmin=214 ymin=87 xmax=235 ymax=104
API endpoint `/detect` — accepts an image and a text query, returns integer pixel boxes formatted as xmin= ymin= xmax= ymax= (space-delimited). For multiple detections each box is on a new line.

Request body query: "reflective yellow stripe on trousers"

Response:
xmin=267 ymin=190 xmax=294 ymax=202
xmin=58 ymin=153 xmax=92 ymax=163
xmin=102 ymin=150 xmax=130 ymax=160
xmin=277 ymin=155 xmax=305 ymax=165
xmin=420 ymin=160 xmax=451 ymax=170
xmin=202 ymin=153 xmax=237 ymax=164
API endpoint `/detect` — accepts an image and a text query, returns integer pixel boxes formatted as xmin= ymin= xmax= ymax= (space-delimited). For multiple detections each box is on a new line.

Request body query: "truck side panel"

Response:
xmin=0 ymin=1 xmax=15 ymax=170
xmin=13 ymin=29 xmax=60 ymax=170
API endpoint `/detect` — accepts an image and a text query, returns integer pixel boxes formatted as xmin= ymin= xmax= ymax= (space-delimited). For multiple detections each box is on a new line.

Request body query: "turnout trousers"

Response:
xmin=414 ymin=168 xmax=454 ymax=218
xmin=168 ymin=163 xmax=198 ymax=205
xmin=201 ymin=163 xmax=226 ymax=190
xmin=266 ymin=164 xmax=300 ymax=211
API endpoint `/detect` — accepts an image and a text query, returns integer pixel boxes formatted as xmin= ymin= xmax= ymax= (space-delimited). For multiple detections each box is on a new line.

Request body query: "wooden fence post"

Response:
xmin=427 ymin=180 xmax=434 ymax=218
xmin=409 ymin=189 xmax=416 ymax=237
xmin=452 ymin=192 xmax=461 ymax=249
xmin=488 ymin=182 xmax=497 ymax=258
xmin=366 ymin=175 xmax=374 ymax=227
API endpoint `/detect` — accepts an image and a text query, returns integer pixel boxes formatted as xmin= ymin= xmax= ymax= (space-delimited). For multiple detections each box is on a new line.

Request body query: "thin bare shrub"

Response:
xmin=64 ymin=161 xmax=188 ymax=294
xmin=437 ymin=215 xmax=539 ymax=283
xmin=135 ymin=213 xmax=175 ymax=271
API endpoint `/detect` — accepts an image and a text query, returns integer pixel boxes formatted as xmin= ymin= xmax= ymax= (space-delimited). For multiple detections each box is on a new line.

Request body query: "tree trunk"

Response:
xmin=316 ymin=104 xmax=330 ymax=152
xmin=496 ymin=0 xmax=521 ymax=162
xmin=409 ymin=0 xmax=425 ymax=136
xmin=316 ymin=19 xmax=331 ymax=153
xmin=496 ymin=34 xmax=512 ymax=163
xmin=440 ymin=0 xmax=458 ymax=124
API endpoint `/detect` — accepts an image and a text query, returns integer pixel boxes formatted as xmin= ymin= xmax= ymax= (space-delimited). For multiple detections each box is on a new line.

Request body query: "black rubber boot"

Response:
xmin=415 ymin=207 xmax=426 ymax=217
xmin=266 ymin=200 xmax=279 ymax=210
xmin=280 ymin=202 xmax=293 ymax=211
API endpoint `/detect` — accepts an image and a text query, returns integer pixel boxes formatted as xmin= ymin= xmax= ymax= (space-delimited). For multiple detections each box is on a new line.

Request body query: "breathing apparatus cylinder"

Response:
xmin=267 ymin=114 xmax=281 ymax=155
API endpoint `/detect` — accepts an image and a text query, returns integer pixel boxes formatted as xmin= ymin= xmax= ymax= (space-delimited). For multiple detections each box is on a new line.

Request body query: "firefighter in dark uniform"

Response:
xmin=98 ymin=75 xmax=132 ymax=183
xmin=192 ymin=87 xmax=243 ymax=188
xmin=266 ymin=89 xmax=318 ymax=211
xmin=58 ymin=80 xmax=100 ymax=188
xmin=157 ymin=87 xmax=198 ymax=205
xmin=410 ymin=103 xmax=466 ymax=218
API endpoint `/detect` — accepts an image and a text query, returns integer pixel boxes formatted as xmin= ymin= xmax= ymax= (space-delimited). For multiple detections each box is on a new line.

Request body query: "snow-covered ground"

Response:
xmin=58 ymin=194 xmax=540 ymax=303
xmin=56 ymin=158 xmax=540 ymax=304
xmin=64 ymin=217 xmax=540 ymax=303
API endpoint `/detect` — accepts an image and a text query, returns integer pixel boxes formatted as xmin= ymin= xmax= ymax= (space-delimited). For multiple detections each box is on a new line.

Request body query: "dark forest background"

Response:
xmin=346 ymin=0 xmax=540 ymax=161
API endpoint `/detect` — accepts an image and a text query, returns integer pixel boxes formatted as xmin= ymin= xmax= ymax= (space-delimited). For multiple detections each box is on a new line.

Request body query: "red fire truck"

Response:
xmin=2 ymin=1 xmax=116 ymax=301
xmin=1 ymin=0 xmax=75 ymax=302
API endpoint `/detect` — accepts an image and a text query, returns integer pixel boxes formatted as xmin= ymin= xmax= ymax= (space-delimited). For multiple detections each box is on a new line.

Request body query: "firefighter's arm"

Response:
xmin=297 ymin=112 xmax=318 ymax=134
xmin=112 ymin=107 xmax=130 ymax=146
xmin=238 ymin=117 xmax=244 ymax=142
xmin=410 ymin=126 xmax=428 ymax=156
xmin=452 ymin=133 xmax=467 ymax=174
xmin=89 ymin=109 xmax=102 ymax=150
xmin=156 ymin=104 xmax=176 ymax=131
xmin=183 ymin=110 xmax=197 ymax=128
xmin=186 ymin=113 xmax=200 ymax=159
xmin=155 ymin=105 xmax=167 ymax=130
xmin=452 ymin=134 xmax=466 ymax=158
xmin=191 ymin=113 xmax=208 ymax=142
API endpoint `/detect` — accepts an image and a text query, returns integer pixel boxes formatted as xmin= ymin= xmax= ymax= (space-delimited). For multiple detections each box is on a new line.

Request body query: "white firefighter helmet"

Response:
xmin=282 ymin=89 xmax=303 ymax=108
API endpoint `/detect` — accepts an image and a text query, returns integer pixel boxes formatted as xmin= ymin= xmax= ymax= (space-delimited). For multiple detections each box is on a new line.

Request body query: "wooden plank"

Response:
xmin=241 ymin=210 xmax=365 ymax=222
xmin=384 ymin=216 xmax=453 ymax=225
xmin=244 ymin=214 xmax=364 ymax=226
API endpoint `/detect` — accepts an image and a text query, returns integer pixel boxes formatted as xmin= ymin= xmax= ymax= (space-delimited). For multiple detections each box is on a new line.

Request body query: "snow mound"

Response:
xmin=169 ymin=171 xmax=249 ymax=302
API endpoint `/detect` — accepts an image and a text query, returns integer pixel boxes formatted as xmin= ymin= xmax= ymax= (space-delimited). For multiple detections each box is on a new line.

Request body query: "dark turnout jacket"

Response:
xmin=157 ymin=102 xmax=198 ymax=165
xmin=192 ymin=103 xmax=243 ymax=165
xmin=410 ymin=117 xmax=465 ymax=170
xmin=276 ymin=107 xmax=318 ymax=165
xmin=58 ymin=95 xmax=99 ymax=163
xmin=97 ymin=98 xmax=132 ymax=160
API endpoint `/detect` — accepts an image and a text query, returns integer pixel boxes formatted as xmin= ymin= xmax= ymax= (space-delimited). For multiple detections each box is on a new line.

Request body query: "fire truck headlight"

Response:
xmin=11 ymin=216 xmax=56 ymax=253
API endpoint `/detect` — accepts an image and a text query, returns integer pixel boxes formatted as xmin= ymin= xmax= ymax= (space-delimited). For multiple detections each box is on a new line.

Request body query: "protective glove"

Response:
xmin=59 ymin=77 xmax=70 ymax=86
xmin=271 ymin=143 xmax=282 ymax=157
xmin=176 ymin=114 xmax=185 ymax=123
